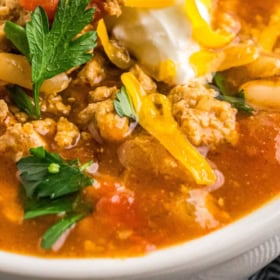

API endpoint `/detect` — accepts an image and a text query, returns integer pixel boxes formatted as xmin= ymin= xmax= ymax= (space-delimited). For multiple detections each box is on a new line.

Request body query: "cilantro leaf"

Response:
xmin=7 ymin=86 xmax=36 ymax=117
xmin=213 ymin=72 xmax=254 ymax=114
xmin=4 ymin=0 xmax=97 ymax=118
xmin=41 ymin=213 xmax=84 ymax=250
xmin=114 ymin=86 xmax=137 ymax=121
xmin=17 ymin=147 xmax=94 ymax=250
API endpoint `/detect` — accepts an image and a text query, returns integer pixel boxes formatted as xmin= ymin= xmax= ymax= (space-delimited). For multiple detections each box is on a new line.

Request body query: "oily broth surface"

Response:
xmin=0 ymin=112 xmax=280 ymax=258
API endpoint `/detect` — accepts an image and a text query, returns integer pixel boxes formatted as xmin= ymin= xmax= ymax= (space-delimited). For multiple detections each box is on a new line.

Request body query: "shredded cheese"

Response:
xmin=121 ymin=72 xmax=216 ymax=185
xmin=123 ymin=0 xmax=175 ymax=8
xmin=185 ymin=0 xmax=235 ymax=48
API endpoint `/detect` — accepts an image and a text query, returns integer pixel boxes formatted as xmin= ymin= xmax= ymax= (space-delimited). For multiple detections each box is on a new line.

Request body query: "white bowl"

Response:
xmin=0 ymin=197 xmax=279 ymax=280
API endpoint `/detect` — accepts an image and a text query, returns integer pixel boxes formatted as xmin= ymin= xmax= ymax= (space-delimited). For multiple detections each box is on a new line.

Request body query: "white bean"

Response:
xmin=241 ymin=78 xmax=280 ymax=110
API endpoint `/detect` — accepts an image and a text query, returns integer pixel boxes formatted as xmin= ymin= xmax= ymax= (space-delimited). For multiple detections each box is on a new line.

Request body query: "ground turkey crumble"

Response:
xmin=168 ymin=81 xmax=238 ymax=149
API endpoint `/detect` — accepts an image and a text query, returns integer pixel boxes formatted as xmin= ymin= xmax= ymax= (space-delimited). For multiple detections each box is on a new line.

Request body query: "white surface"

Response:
xmin=0 ymin=198 xmax=279 ymax=280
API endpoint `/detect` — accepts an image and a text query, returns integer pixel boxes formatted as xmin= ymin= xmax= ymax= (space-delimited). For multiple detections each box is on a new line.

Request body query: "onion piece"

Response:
xmin=0 ymin=53 xmax=70 ymax=94
xmin=51 ymin=224 xmax=75 ymax=252
xmin=206 ymin=169 xmax=225 ymax=192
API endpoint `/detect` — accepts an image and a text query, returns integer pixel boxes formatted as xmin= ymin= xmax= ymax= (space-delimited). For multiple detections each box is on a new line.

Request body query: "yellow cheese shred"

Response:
xmin=121 ymin=72 xmax=216 ymax=185
xmin=97 ymin=19 xmax=131 ymax=69
xmin=158 ymin=59 xmax=177 ymax=83
xmin=123 ymin=0 xmax=175 ymax=8
xmin=259 ymin=8 xmax=280 ymax=51
xmin=190 ymin=44 xmax=259 ymax=75
xmin=185 ymin=0 xmax=235 ymax=48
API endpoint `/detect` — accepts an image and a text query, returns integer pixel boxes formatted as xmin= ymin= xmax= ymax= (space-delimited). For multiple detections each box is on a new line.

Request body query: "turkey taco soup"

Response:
xmin=0 ymin=0 xmax=279 ymax=258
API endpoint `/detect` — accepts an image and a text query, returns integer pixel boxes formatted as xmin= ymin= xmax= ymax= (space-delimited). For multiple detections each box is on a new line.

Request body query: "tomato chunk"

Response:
xmin=89 ymin=0 xmax=106 ymax=22
xmin=20 ymin=0 xmax=106 ymax=22
xmin=19 ymin=0 xmax=59 ymax=20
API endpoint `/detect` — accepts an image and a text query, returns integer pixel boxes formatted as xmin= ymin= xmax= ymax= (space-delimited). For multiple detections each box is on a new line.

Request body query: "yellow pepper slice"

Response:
xmin=190 ymin=50 xmax=222 ymax=76
xmin=121 ymin=72 xmax=216 ymax=185
xmin=190 ymin=44 xmax=259 ymax=75
xmin=158 ymin=59 xmax=177 ymax=83
xmin=123 ymin=0 xmax=175 ymax=8
xmin=97 ymin=19 xmax=131 ymax=69
xmin=259 ymin=9 xmax=280 ymax=51
xmin=185 ymin=0 xmax=235 ymax=48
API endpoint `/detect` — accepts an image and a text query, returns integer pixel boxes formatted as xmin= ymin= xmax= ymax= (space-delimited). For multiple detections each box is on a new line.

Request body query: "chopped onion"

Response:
xmin=51 ymin=224 xmax=76 ymax=252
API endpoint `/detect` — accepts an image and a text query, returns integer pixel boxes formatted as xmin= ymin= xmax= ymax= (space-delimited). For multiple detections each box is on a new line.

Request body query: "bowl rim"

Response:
xmin=0 ymin=197 xmax=279 ymax=279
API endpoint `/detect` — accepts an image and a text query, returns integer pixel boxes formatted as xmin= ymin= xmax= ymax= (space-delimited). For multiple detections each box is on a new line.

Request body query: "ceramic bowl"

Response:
xmin=0 ymin=197 xmax=279 ymax=280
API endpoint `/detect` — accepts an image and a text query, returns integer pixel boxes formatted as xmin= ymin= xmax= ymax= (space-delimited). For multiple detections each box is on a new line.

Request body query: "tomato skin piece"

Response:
xmin=20 ymin=0 xmax=106 ymax=22
xmin=89 ymin=0 xmax=106 ymax=22
xmin=19 ymin=0 xmax=59 ymax=20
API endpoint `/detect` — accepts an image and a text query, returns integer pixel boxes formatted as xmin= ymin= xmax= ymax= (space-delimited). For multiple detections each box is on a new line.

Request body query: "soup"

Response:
xmin=0 ymin=0 xmax=279 ymax=258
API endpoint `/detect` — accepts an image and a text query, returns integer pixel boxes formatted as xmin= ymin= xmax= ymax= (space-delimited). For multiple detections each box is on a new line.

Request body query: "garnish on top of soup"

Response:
xmin=0 ymin=0 xmax=279 ymax=257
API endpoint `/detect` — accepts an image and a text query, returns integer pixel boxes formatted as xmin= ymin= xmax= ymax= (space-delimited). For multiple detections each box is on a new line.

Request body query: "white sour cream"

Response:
xmin=111 ymin=1 xmax=211 ymax=84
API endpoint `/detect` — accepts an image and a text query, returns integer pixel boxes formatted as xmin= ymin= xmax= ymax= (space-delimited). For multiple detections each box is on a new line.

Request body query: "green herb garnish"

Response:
xmin=4 ymin=21 xmax=29 ymax=57
xmin=7 ymin=86 xmax=37 ymax=117
xmin=24 ymin=196 xmax=75 ymax=220
xmin=4 ymin=0 xmax=97 ymax=118
xmin=213 ymin=72 xmax=254 ymax=114
xmin=17 ymin=147 xmax=94 ymax=249
xmin=114 ymin=86 xmax=137 ymax=121
xmin=41 ymin=213 xmax=85 ymax=250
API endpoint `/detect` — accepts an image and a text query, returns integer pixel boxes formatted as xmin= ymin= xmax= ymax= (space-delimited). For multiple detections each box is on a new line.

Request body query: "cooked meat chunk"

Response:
xmin=40 ymin=92 xmax=71 ymax=116
xmin=104 ymin=0 xmax=123 ymax=17
xmin=0 ymin=99 xmax=8 ymax=122
xmin=0 ymin=123 xmax=47 ymax=160
xmin=0 ymin=0 xmax=30 ymax=26
xmin=32 ymin=118 xmax=56 ymax=137
xmin=9 ymin=105 xmax=28 ymax=123
xmin=89 ymin=86 xmax=117 ymax=102
xmin=94 ymin=100 xmax=130 ymax=142
xmin=0 ymin=0 xmax=30 ymax=51
xmin=168 ymin=82 xmax=238 ymax=148
xmin=118 ymin=134 xmax=191 ymax=182
xmin=75 ymin=54 xmax=106 ymax=87
xmin=79 ymin=86 xmax=132 ymax=142
xmin=54 ymin=117 xmax=80 ymax=149
xmin=130 ymin=64 xmax=157 ymax=93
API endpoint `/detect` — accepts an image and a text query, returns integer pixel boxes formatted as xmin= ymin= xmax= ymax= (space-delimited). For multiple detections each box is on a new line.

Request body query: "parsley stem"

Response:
xmin=33 ymin=82 xmax=42 ymax=118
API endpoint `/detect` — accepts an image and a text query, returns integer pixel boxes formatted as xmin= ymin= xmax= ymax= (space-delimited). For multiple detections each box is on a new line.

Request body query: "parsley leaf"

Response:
xmin=114 ymin=86 xmax=137 ymax=121
xmin=4 ymin=0 xmax=97 ymax=118
xmin=24 ymin=196 xmax=75 ymax=220
xmin=17 ymin=147 xmax=94 ymax=249
xmin=17 ymin=147 xmax=93 ymax=199
xmin=216 ymin=90 xmax=254 ymax=114
xmin=4 ymin=21 xmax=29 ymax=57
xmin=213 ymin=72 xmax=254 ymax=114
xmin=41 ymin=213 xmax=85 ymax=250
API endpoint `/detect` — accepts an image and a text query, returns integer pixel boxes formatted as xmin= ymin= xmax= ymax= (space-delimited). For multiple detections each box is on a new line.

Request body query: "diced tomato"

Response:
xmin=85 ymin=177 xmax=142 ymax=229
xmin=19 ymin=0 xmax=59 ymax=20
xmin=20 ymin=0 xmax=107 ymax=23
xmin=89 ymin=0 xmax=106 ymax=22
xmin=96 ymin=191 xmax=138 ymax=227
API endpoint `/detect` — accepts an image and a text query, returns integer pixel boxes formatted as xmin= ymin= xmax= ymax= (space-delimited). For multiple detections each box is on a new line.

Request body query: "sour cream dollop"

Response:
xmin=111 ymin=1 xmax=212 ymax=84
